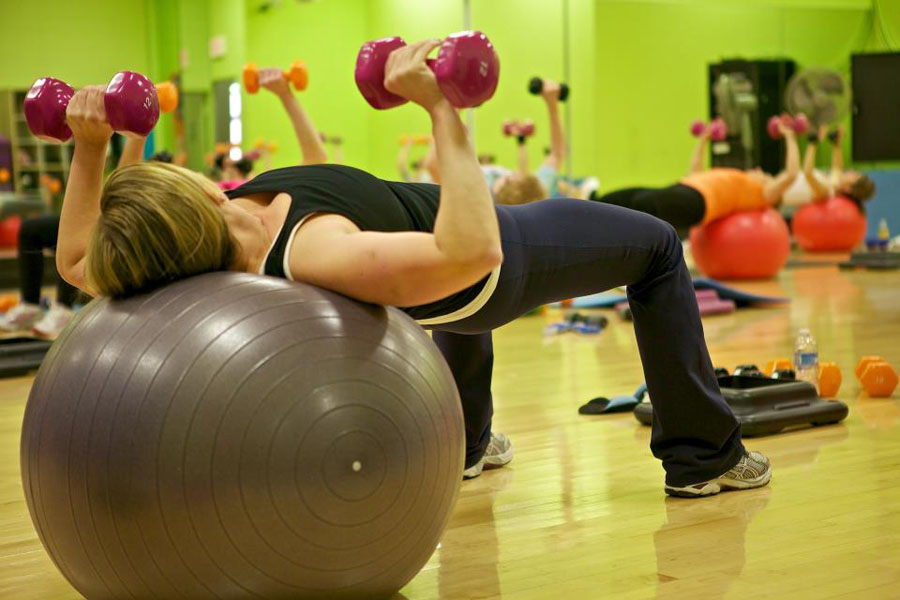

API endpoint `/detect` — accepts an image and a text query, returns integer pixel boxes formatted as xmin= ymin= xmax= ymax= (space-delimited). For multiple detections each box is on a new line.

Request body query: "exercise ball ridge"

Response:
xmin=21 ymin=271 xmax=464 ymax=600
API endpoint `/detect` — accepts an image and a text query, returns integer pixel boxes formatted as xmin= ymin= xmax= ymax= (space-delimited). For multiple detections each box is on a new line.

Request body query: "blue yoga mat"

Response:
xmin=565 ymin=278 xmax=789 ymax=309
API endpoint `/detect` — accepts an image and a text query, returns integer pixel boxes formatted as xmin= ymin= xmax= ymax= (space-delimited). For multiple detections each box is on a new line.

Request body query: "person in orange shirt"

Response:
xmin=588 ymin=121 xmax=800 ymax=229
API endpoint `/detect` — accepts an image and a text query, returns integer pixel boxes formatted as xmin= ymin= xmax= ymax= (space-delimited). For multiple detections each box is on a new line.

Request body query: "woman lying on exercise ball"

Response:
xmin=57 ymin=40 xmax=770 ymax=498
xmin=587 ymin=120 xmax=801 ymax=230
xmin=779 ymin=124 xmax=875 ymax=219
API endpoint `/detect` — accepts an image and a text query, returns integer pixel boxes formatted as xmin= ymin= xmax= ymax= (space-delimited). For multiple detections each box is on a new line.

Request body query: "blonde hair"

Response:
xmin=494 ymin=173 xmax=547 ymax=205
xmin=85 ymin=162 xmax=237 ymax=298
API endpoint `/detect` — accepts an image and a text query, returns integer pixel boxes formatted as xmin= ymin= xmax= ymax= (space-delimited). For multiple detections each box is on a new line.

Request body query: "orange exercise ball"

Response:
xmin=689 ymin=208 xmax=790 ymax=279
xmin=791 ymin=196 xmax=866 ymax=252
xmin=0 ymin=215 xmax=21 ymax=248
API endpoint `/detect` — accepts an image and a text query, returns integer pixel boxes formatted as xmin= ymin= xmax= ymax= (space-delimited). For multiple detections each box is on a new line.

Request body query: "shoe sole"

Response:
xmin=664 ymin=467 xmax=772 ymax=498
xmin=482 ymin=443 xmax=514 ymax=470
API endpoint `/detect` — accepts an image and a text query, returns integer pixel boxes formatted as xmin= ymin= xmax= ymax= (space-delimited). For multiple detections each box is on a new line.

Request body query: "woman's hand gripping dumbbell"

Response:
xmin=24 ymin=71 xmax=166 ymax=143
xmin=355 ymin=31 xmax=500 ymax=110
xmin=243 ymin=61 xmax=308 ymax=94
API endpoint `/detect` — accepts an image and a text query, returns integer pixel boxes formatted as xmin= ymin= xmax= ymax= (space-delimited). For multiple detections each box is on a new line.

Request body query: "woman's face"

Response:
xmin=837 ymin=171 xmax=861 ymax=193
xmin=747 ymin=168 xmax=773 ymax=186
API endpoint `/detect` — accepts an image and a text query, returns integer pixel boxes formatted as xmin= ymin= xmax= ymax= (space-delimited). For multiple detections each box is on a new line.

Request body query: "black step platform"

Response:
xmin=0 ymin=337 xmax=53 ymax=378
xmin=839 ymin=251 xmax=900 ymax=270
xmin=633 ymin=375 xmax=849 ymax=436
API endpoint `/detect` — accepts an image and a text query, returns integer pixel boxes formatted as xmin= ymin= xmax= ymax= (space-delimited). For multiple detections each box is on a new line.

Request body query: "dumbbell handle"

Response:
xmin=528 ymin=77 xmax=569 ymax=102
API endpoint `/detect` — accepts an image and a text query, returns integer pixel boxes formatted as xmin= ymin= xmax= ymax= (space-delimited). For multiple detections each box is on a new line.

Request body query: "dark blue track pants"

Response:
xmin=427 ymin=199 xmax=744 ymax=487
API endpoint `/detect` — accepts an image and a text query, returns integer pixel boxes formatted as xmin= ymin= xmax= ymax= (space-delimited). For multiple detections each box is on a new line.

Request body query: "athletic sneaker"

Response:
xmin=0 ymin=302 xmax=43 ymax=332
xmin=578 ymin=176 xmax=600 ymax=199
xmin=32 ymin=305 xmax=74 ymax=339
xmin=463 ymin=432 xmax=514 ymax=480
xmin=665 ymin=450 xmax=772 ymax=498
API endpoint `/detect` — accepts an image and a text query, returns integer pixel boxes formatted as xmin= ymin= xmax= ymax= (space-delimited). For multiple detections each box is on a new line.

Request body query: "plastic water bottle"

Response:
xmin=794 ymin=328 xmax=819 ymax=388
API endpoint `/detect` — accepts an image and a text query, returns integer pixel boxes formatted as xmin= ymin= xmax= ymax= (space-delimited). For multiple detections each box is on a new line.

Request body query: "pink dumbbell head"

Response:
xmin=104 ymin=71 xmax=160 ymax=137
xmin=355 ymin=31 xmax=499 ymax=110
xmin=23 ymin=78 xmax=75 ymax=143
xmin=767 ymin=115 xmax=783 ymax=139
xmin=791 ymin=113 xmax=810 ymax=135
xmin=355 ymin=36 xmax=408 ymax=110
xmin=708 ymin=118 xmax=728 ymax=141
xmin=690 ymin=120 xmax=706 ymax=137
xmin=431 ymin=31 xmax=499 ymax=108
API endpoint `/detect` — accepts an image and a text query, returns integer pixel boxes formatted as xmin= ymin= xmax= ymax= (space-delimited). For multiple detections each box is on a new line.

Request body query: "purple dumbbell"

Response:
xmin=23 ymin=71 xmax=159 ymax=143
xmin=355 ymin=31 xmax=500 ymax=110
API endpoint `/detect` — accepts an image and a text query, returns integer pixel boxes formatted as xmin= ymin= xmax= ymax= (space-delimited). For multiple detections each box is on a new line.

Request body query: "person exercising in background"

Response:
xmin=216 ymin=66 xmax=331 ymax=189
xmin=780 ymin=124 xmax=876 ymax=219
xmin=588 ymin=120 xmax=801 ymax=230
xmin=396 ymin=136 xmax=433 ymax=183
xmin=0 ymin=133 xmax=165 ymax=338
xmin=424 ymin=79 xmax=575 ymax=204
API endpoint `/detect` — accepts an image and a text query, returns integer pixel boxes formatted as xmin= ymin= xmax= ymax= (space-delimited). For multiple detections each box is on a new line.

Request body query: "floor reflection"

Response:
xmin=654 ymin=489 xmax=771 ymax=599
xmin=437 ymin=469 xmax=513 ymax=599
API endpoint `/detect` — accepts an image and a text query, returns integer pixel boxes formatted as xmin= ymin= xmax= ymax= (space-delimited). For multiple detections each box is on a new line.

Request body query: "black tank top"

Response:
xmin=225 ymin=164 xmax=488 ymax=321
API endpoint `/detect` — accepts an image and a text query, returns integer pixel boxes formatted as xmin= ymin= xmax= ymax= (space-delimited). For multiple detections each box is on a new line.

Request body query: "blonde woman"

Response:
xmin=58 ymin=41 xmax=770 ymax=498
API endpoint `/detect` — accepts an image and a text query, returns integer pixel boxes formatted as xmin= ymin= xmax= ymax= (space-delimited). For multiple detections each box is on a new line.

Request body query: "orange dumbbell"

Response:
xmin=855 ymin=356 xmax=885 ymax=381
xmin=0 ymin=168 xmax=9 ymax=184
xmin=156 ymin=81 xmax=179 ymax=113
xmin=243 ymin=61 xmax=308 ymax=94
xmin=764 ymin=358 xmax=793 ymax=377
xmin=857 ymin=358 xmax=898 ymax=398
xmin=817 ymin=362 xmax=842 ymax=398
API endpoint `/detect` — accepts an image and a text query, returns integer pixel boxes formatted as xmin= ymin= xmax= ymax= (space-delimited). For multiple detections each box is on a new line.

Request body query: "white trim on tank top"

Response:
xmin=258 ymin=213 xmax=501 ymax=326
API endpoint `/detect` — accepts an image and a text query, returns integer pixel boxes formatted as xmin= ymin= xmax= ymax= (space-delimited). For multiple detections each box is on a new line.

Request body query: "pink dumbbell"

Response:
xmin=502 ymin=120 xmax=535 ymax=137
xmin=766 ymin=113 xmax=810 ymax=139
xmin=24 ymin=71 xmax=159 ymax=143
xmin=355 ymin=31 xmax=500 ymax=110
xmin=690 ymin=118 xmax=728 ymax=141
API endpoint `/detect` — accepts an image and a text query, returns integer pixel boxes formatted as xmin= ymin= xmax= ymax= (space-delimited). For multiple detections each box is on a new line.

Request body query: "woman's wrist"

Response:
xmin=427 ymin=98 xmax=456 ymax=121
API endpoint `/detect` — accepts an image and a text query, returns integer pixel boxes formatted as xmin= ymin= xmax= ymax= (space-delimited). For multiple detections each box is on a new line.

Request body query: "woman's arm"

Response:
xmin=118 ymin=135 xmax=147 ymax=168
xmin=259 ymin=68 xmax=328 ymax=165
xmin=763 ymin=123 xmax=800 ymax=204
xmin=396 ymin=138 xmax=413 ymax=180
xmin=687 ymin=130 xmax=710 ymax=174
xmin=829 ymin=125 xmax=845 ymax=185
xmin=516 ymin=135 xmax=529 ymax=173
xmin=56 ymin=86 xmax=113 ymax=293
xmin=541 ymin=81 xmax=565 ymax=171
xmin=803 ymin=126 xmax=830 ymax=202
xmin=288 ymin=40 xmax=501 ymax=306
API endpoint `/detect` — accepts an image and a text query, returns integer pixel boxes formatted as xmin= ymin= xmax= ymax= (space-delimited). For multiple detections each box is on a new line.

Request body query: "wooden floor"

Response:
xmin=1 ymin=263 xmax=899 ymax=599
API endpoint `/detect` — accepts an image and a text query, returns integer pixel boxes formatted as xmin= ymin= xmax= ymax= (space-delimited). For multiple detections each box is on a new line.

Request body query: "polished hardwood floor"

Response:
xmin=1 ymin=263 xmax=898 ymax=599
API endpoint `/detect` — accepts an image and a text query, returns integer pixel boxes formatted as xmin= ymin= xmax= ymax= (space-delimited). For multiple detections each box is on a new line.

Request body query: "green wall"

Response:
xmin=1 ymin=0 xmax=897 ymax=183
xmin=592 ymin=0 xmax=876 ymax=188
xmin=0 ymin=0 xmax=150 ymax=89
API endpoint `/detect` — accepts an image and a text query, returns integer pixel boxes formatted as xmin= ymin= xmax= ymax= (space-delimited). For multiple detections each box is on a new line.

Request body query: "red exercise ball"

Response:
xmin=689 ymin=208 xmax=790 ymax=279
xmin=791 ymin=196 xmax=866 ymax=252
xmin=0 ymin=215 xmax=21 ymax=249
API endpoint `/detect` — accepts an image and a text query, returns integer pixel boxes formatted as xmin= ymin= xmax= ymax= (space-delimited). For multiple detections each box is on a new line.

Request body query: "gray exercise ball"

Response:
xmin=21 ymin=272 xmax=463 ymax=599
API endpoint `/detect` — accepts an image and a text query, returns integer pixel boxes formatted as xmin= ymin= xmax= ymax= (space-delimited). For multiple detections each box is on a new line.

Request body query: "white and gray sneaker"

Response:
xmin=0 ymin=302 xmax=43 ymax=332
xmin=32 ymin=304 xmax=74 ymax=339
xmin=463 ymin=432 xmax=514 ymax=480
xmin=665 ymin=451 xmax=772 ymax=498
